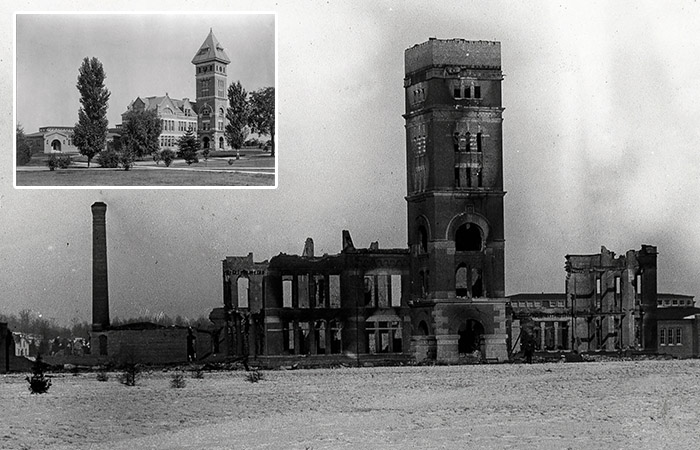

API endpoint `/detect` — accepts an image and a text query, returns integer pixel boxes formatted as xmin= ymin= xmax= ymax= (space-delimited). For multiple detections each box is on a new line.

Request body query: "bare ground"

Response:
xmin=2 ymin=360 xmax=700 ymax=449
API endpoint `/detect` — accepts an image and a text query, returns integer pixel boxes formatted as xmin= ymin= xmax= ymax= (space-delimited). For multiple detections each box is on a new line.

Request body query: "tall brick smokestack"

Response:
xmin=91 ymin=202 xmax=110 ymax=331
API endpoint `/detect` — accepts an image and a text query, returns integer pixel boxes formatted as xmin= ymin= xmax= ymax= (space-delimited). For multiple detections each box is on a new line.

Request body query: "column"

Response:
xmin=539 ymin=321 xmax=546 ymax=350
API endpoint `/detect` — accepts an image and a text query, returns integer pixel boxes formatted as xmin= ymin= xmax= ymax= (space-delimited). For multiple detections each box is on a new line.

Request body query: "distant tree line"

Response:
xmin=0 ymin=309 xmax=212 ymax=344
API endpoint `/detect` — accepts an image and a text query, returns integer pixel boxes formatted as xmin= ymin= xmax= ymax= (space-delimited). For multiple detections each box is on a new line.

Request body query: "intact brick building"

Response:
xmin=121 ymin=94 xmax=198 ymax=152
xmin=121 ymin=28 xmax=232 ymax=152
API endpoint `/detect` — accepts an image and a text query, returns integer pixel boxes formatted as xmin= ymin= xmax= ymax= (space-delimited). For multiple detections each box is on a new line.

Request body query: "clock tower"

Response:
xmin=404 ymin=38 xmax=509 ymax=362
xmin=192 ymin=29 xmax=230 ymax=151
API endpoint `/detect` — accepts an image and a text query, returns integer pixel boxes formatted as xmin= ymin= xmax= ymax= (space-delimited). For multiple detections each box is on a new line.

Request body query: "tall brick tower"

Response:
xmin=404 ymin=38 xmax=509 ymax=362
xmin=91 ymin=202 xmax=110 ymax=332
xmin=192 ymin=28 xmax=231 ymax=151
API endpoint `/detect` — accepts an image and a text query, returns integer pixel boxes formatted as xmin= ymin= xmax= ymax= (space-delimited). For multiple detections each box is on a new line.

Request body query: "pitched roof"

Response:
xmin=191 ymin=28 xmax=231 ymax=65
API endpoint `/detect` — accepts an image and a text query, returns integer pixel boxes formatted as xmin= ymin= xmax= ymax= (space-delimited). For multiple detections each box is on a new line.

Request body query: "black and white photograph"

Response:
xmin=3 ymin=1 xmax=700 ymax=448
xmin=15 ymin=12 xmax=276 ymax=188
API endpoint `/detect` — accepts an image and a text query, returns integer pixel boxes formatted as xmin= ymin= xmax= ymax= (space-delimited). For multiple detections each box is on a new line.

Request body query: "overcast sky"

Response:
xmin=3 ymin=1 xmax=700 ymax=326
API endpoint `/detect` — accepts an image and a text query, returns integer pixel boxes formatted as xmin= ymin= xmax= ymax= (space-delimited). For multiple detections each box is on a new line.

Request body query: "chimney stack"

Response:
xmin=91 ymin=202 xmax=110 ymax=331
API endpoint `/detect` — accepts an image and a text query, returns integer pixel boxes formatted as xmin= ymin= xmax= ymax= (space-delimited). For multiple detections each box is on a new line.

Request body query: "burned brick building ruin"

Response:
xmin=216 ymin=39 xmax=510 ymax=365
xmin=212 ymin=38 xmax=699 ymax=366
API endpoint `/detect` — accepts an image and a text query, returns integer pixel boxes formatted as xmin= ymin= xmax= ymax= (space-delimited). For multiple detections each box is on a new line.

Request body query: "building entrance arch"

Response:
xmin=51 ymin=139 xmax=61 ymax=152
xmin=458 ymin=319 xmax=484 ymax=354
xmin=202 ymin=137 xmax=210 ymax=149
xmin=219 ymin=136 xmax=224 ymax=149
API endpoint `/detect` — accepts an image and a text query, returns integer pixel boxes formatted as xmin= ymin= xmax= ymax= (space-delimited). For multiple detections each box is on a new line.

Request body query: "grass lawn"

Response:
xmin=15 ymin=168 xmax=274 ymax=187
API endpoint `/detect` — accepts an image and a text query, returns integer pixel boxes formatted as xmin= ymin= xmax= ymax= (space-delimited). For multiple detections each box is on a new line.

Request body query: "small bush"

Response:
xmin=160 ymin=149 xmax=176 ymax=167
xmin=228 ymin=159 xmax=234 ymax=165
xmin=119 ymin=152 xmax=136 ymax=171
xmin=96 ymin=149 xmax=121 ymax=168
xmin=117 ymin=363 xmax=140 ymax=386
xmin=191 ymin=365 xmax=204 ymax=379
xmin=152 ymin=151 xmax=161 ymax=165
xmin=57 ymin=155 xmax=72 ymax=169
xmin=26 ymin=355 xmax=52 ymax=394
xmin=46 ymin=154 xmax=59 ymax=171
xmin=170 ymin=372 xmax=186 ymax=389
xmin=245 ymin=370 xmax=263 ymax=383
xmin=96 ymin=370 xmax=109 ymax=382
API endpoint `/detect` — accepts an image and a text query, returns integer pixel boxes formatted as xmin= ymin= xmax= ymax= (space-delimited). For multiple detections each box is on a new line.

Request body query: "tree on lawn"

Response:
xmin=73 ymin=57 xmax=111 ymax=167
xmin=248 ymin=87 xmax=275 ymax=157
xmin=225 ymin=81 xmax=249 ymax=154
xmin=16 ymin=124 xmax=33 ymax=166
xmin=119 ymin=109 xmax=162 ymax=170
xmin=177 ymin=128 xmax=199 ymax=165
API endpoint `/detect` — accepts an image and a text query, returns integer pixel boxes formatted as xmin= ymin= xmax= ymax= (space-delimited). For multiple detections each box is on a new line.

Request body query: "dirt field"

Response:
xmin=2 ymin=360 xmax=700 ymax=449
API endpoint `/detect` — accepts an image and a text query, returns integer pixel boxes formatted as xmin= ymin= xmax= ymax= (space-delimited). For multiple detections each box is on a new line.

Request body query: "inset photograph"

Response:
xmin=15 ymin=12 xmax=276 ymax=188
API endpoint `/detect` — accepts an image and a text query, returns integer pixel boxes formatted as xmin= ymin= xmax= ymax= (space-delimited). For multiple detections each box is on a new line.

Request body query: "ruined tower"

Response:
xmin=404 ymin=38 xmax=508 ymax=362
xmin=192 ymin=28 xmax=231 ymax=151
xmin=91 ymin=202 xmax=110 ymax=331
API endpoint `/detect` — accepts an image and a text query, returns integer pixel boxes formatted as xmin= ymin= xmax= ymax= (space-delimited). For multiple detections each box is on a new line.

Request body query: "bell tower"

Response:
xmin=404 ymin=38 xmax=509 ymax=362
xmin=192 ymin=28 xmax=230 ymax=151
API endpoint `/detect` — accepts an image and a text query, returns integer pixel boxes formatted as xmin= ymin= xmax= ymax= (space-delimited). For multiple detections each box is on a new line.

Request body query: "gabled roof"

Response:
xmin=191 ymin=28 xmax=231 ymax=65
xmin=126 ymin=95 xmax=198 ymax=115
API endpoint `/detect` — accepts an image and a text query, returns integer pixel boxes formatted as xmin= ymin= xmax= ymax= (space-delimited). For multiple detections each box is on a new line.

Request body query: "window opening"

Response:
xmin=237 ymin=276 xmax=249 ymax=308
xmin=282 ymin=276 xmax=293 ymax=308
xmin=364 ymin=276 xmax=375 ymax=307
xmin=456 ymin=265 xmax=468 ymax=297
xmin=455 ymin=223 xmax=482 ymax=251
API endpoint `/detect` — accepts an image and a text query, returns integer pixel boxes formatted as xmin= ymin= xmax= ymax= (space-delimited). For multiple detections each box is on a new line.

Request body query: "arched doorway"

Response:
xmin=51 ymin=139 xmax=61 ymax=152
xmin=458 ymin=319 xmax=484 ymax=354
xmin=202 ymin=137 xmax=210 ymax=149
xmin=219 ymin=136 xmax=224 ymax=149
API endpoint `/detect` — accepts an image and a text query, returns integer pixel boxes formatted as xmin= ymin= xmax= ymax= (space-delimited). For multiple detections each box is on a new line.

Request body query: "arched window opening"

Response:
xmin=456 ymin=265 xmax=469 ymax=297
xmin=418 ymin=320 xmax=429 ymax=336
xmin=219 ymin=107 xmax=224 ymax=116
xmin=418 ymin=226 xmax=428 ymax=253
xmin=219 ymin=137 xmax=224 ymax=149
xmin=455 ymin=223 xmax=482 ymax=251
xmin=476 ymin=132 xmax=483 ymax=152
